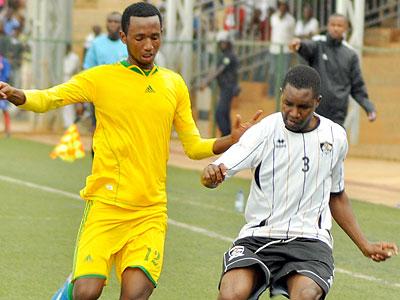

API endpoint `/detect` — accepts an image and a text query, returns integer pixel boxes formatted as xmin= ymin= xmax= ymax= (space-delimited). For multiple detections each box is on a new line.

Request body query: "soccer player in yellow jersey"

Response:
xmin=0 ymin=2 xmax=261 ymax=300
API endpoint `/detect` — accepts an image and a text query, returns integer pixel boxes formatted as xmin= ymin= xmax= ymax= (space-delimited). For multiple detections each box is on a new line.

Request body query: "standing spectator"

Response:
xmin=201 ymin=31 xmax=240 ymax=136
xmin=82 ymin=25 xmax=102 ymax=61
xmin=0 ymin=54 xmax=11 ymax=137
xmin=268 ymin=0 xmax=295 ymax=98
xmin=295 ymin=4 xmax=319 ymax=39
xmin=83 ymin=11 xmax=127 ymax=157
xmin=201 ymin=65 xmax=398 ymax=300
xmin=2 ymin=8 xmax=20 ymax=36
xmin=290 ymin=14 xmax=376 ymax=126
xmin=83 ymin=12 xmax=127 ymax=69
xmin=61 ymin=43 xmax=80 ymax=129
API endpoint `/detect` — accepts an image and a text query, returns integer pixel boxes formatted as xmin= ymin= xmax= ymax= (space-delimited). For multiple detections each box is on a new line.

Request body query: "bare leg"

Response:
xmin=73 ymin=277 xmax=105 ymax=300
xmin=218 ymin=266 xmax=261 ymax=300
xmin=287 ymin=274 xmax=323 ymax=300
xmin=120 ymin=267 xmax=155 ymax=300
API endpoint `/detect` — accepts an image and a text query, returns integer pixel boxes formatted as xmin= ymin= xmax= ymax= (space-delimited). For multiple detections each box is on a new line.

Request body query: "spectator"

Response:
xmin=201 ymin=31 xmax=240 ymax=136
xmin=61 ymin=43 xmax=80 ymax=129
xmin=83 ymin=12 xmax=127 ymax=69
xmin=290 ymin=13 xmax=376 ymax=126
xmin=82 ymin=25 xmax=102 ymax=61
xmin=0 ymin=54 xmax=11 ymax=137
xmin=2 ymin=8 xmax=20 ymax=36
xmin=295 ymin=4 xmax=319 ymax=39
xmin=268 ymin=0 xmax=295 ymax=98
xmin=83 ymin=11 xmax=127 ymax=157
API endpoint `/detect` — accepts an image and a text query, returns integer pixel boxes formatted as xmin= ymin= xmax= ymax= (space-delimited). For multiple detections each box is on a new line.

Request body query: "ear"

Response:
xmin=119 ymin=30 xmax=127 ymax=44
xmin=315 ymin=95 xmax=322 ymax=108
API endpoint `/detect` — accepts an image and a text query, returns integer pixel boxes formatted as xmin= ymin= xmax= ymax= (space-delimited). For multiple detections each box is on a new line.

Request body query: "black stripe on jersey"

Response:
xmin=330 ymin=190 xmax=344 ymax=196
xmin=286 ymin=133 xmax=307 ymax=238
xmin=254 ymin=162 xmax=262 ymax=190
xmin=227 ymin=139 xmax=265 ymax=171
xmin=318 ymin=215 xmax=322 ymax=229
xmin=329 ymin=126 xmax=334 ymax=171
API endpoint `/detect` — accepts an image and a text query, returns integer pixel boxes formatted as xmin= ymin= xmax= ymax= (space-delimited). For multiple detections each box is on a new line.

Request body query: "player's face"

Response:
xmin=281 ymin=83 xmax=320 ymax=132
xmin=120 ymin=15 xmax=161 ymax=69
xmin=327 ymin=16 xmax=348 ymax=40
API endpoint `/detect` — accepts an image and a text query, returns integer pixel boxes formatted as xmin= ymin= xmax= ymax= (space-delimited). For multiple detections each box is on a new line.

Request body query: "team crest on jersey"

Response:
xmin=320 ymin=142 xmax=333 ymax=154
xmin=276 ymin=139 xmax=286 ymax=148
xmin=228 ymin=246 xmax=245 ymax=261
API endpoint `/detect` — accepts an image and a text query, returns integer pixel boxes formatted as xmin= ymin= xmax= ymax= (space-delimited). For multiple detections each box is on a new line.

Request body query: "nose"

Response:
xmin=144 ymin=38 xmax=154 ymax=51
xmin=288 ymin=107 xmax=300 ymax=118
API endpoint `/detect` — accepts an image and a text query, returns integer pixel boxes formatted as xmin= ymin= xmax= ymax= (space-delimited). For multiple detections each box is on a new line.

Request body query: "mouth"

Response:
xmin=142 ymin=53 xmax=154 ymax=60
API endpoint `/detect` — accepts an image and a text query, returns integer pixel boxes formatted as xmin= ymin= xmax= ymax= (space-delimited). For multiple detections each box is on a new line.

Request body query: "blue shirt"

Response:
xmin=83 ymin=34 xmax=127 ymax=69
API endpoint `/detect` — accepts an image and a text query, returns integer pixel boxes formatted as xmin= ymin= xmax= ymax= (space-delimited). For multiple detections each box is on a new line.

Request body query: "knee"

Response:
xmin=73 ymin=281 xmax=103 ymax=300
xmin=296 ymin=287 xmax=323 ymax=300
xmin=120 ymin=285 xmax=154 ymax=300
xmin=218 ymin=286 xmax=248 ymax=300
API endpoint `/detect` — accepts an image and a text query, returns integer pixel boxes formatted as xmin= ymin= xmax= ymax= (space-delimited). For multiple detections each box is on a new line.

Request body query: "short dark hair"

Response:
xmin=329 ymin=13 xmax=348 ymax=23
xmin=282 ymin=65 xmax=321 ymax=97
xmin=122 ymin=2 xmax=162 ymax=34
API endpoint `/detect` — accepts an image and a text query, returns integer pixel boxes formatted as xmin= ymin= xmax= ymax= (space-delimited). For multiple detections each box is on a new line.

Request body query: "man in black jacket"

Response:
xmin=289 ymin=13 xmax=376 ymax=126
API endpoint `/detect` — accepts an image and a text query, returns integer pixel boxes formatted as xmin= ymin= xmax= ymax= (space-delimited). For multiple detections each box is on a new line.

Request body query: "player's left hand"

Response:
xmin=231 ymin=110 xmax=263 ymax=144
xmin=363 ymin=242 xmax=398 ymax=262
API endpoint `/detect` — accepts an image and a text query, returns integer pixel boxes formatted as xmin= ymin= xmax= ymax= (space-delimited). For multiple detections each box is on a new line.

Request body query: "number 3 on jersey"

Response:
xmin=302 ymin=156 xmax=310 ymax=172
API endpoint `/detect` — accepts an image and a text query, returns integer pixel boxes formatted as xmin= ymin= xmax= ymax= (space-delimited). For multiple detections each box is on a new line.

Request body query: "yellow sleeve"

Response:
xmin=173 ymin=75 xmax=216 ymax=159
xmin=19 ymin=70 xmax=96 ymax=113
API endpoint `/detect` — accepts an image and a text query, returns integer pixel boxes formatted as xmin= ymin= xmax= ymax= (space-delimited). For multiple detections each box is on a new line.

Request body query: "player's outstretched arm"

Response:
xmin=213 ymin=109 xmax=263 ymax=154
xmin=201 ymin=163 xmax=227 ymax=189
xmin=330 ymin=191 xmax=398 ymax=262
xmin=0 ymin=81 xmax=26 ymax=106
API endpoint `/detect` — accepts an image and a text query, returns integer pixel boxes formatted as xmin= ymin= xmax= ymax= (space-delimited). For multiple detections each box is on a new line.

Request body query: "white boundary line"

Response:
xmin=1 ymin=174 xmax=399 ymax=289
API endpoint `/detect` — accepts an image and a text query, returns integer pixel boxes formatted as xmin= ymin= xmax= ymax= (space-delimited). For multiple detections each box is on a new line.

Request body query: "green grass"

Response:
xmin=0 ymin=138 xmax=399 ymax=299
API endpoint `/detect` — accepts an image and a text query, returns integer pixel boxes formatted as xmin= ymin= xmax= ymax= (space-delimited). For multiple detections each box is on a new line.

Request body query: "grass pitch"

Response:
xmin=0 ymin=138 xmax=399 ymax=299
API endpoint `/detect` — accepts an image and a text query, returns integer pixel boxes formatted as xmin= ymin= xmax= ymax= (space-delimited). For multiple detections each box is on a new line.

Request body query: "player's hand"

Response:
xmin=289 ymin=38 xmax=301 ymax=52
xmin=201 ymin=163 xmax=227 ymax=189
xmin=362 ymin=242 xmax=398 ymax=262
xmin=367 ymin=111 xmax=377 ymax=122
xmin=0 ymin=81 xmax=15 ymax=99
xmin=230 ymin=110 xmax=263 ymax=144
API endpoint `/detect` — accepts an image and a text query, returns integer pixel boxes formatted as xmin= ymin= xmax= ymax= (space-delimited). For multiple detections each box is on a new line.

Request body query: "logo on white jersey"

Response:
xmin=228 ymin=246 xmax=245 ymax=261
xmin=320 ymin=142 xmax=333 ymax=154
xmin=276 ymin=139 xmax=286 ymax=148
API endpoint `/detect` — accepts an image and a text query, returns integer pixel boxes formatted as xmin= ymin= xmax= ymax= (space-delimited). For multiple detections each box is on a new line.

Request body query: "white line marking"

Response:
xmin=1 ymin=174 xmax=399 ymax=289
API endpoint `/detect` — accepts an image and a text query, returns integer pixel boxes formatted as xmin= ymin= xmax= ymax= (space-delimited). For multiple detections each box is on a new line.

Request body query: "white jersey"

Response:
xmin=213 ymin=112 xmax=348 ymax=248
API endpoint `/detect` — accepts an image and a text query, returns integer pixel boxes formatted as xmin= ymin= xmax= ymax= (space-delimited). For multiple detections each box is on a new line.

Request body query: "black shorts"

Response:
xmin=220 ymin=236 xmax=334 ymax=300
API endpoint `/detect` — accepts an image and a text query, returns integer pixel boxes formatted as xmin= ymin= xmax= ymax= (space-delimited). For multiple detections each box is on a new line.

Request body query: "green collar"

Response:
xmin=120 ymin=60 xmax=158 ymax=76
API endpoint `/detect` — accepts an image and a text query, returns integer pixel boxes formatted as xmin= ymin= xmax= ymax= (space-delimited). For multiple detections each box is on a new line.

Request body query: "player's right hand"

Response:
xmin=289 ymin=38 xmax=301 ymax=52
xmin=201 ymin=163 xmax=227 ymax=189
xmin=0 ymin=81 xmax=15 ymax=99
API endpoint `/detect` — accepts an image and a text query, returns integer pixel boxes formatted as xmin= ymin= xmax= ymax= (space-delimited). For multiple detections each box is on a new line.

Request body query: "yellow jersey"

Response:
xmin=21 ymin=61 xmax=216 ymax=211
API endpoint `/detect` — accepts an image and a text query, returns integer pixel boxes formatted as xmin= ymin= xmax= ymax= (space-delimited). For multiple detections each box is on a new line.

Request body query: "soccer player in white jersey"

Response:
xmin=201 ymin=65 xmax=398 ymax=300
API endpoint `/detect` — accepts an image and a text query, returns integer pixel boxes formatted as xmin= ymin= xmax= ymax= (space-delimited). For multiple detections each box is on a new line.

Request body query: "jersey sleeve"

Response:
xmin=174 ymin=75 xmax=216 ymax=159
xmin=19 ymin=70 xmax=95 ymax=113
xmin=213 ymin=120 xmax=267 ymax=178
xmin=330 ymin=128 xmax=348 ymax=193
